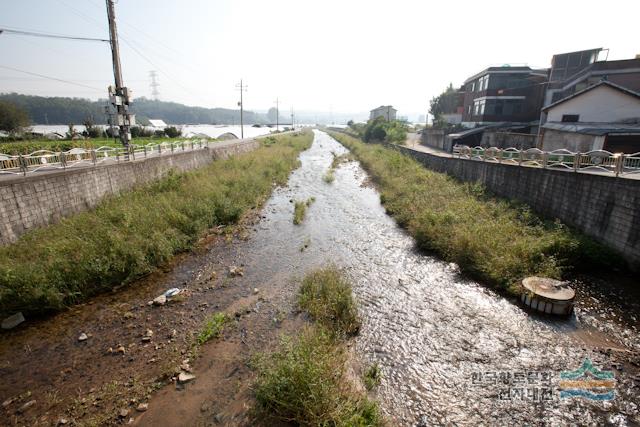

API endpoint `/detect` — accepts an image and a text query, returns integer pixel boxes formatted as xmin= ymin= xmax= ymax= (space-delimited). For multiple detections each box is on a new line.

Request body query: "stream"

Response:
xmin=238 ymin=129 xmax=639 ymax=426
xmin=1 ymin=129 xmax=638 ymax=426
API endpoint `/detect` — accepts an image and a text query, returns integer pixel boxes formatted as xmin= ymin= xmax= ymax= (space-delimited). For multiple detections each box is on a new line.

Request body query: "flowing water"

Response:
xmin=2 ymin=129 xmax=637 ymax=426
xmin=234 ymin=130 xmax=639 ymax=426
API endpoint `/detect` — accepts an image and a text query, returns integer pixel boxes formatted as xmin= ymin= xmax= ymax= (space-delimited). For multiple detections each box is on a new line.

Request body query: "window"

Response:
xmin=561 ymin=114 xmax=580 ymax=123
xmin=473 ymin=99 xmax=486 ymax=116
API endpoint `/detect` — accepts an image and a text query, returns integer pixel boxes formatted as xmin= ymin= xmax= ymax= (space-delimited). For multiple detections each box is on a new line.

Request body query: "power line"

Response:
xmin=0 ymin=64 xmax=104 ymax=92
xmin=0 ymin=28 xmax=109 ymax=43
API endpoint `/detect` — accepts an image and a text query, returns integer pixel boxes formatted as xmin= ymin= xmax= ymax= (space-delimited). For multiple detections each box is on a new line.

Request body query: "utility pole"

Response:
xmin=235 ymin=79 xmax=247 ymax=139
xmin=290 ymin=106 xmax=294 ymax=130
xmin=149 ymin=70 xmax=160 ymax=101
xmin=275 ymin=97 xmax=279 ymax=131
xmin=106 ymin=0 xmax=134 ymax=150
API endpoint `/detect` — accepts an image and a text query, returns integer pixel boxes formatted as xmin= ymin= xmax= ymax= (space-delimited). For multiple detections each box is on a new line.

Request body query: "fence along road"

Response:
xmin=0 ymin=137 xmax=275 ymax=183
xmin=452 ymin=145 xmax=640 ymax=178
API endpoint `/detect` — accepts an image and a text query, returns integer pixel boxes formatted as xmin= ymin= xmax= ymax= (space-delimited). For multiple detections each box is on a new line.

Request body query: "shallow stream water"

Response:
xmin=236 ymin=129 xmax=639 ymax=426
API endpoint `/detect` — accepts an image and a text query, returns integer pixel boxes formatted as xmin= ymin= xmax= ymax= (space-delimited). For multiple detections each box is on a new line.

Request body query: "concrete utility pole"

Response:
xmin=149 ymin=70 xmax=160 ymax=101
xmin=290 ymin=106 xmax=294 ymax=130
xmin=106 ymin=0 xmax=134 ymax=150
xmin=275 ymin=97 xmax=279 ymax=131
xmin=236 ymin=79 xmax=247 ymax=139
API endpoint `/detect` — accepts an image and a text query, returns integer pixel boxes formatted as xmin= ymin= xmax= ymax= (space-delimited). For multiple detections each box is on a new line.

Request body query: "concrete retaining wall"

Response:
xmin=0 ymin=139 xmax=259 ymax=245
xmin=481 ymin=131 xmax=538 ymax=150
xmin=387 ymin=143 xmax=640 ymax=268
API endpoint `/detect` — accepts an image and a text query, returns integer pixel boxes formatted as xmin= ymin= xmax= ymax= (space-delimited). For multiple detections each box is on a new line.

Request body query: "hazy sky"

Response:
xmin=0 ymin=0 xmax=638 ymax=117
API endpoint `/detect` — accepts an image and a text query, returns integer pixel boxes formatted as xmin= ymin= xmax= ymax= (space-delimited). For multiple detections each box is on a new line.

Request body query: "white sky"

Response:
xmin=0 ymin=0 xmax=638 ymax=117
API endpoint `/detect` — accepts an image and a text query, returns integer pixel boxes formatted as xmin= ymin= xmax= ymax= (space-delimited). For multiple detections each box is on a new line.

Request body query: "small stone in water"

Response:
xmin=78 ymin=333 xmax=88 ymax=342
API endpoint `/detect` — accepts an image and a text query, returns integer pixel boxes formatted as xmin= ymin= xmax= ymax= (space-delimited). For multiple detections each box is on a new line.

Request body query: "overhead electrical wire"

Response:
xmin=0 ymin=64 xmax=104 ymax=92
xmin=0 ymin=28 xmax=109 ymax=43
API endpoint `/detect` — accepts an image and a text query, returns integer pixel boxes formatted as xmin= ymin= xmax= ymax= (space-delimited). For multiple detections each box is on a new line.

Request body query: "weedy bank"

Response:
xmin=0 ymin=130 xmax=313 ymax=316
xmin=329 ymin=131 xmax=619 ymax=296
xmin=251 ymin=267 xmax=383 ymax=426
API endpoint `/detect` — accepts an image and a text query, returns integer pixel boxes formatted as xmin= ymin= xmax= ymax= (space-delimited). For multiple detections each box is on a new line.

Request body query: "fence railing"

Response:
xmin=0 ymin=139 xmax=211 ymax=176
xmin=452 ymin=145 xmax=640 ymax=177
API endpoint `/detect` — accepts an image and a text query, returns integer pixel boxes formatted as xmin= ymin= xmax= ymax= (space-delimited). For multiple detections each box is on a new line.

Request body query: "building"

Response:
xmin=369 ymin=106 xmax=397 ymax=121
xmin=540 ymin=81 xmax=640 ymax=153
xmin=461 ymin=66 xmax=548 ymax=127
xmin=543 ymin=48 xmax=640 ymax=107
xmin=148 ymin=119 xmax=167 ymax=128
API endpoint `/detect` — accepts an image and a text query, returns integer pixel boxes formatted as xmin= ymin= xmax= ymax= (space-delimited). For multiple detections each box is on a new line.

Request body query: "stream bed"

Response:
xmin=238 ymin=129 xmax=639 ymax=426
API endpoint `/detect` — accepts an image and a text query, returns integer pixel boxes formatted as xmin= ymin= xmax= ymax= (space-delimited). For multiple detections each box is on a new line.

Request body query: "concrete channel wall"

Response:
xmin=386 ymin=143 xmax=640 ymax=269
xmin=0 ymin=139 xmax=259 ymax=245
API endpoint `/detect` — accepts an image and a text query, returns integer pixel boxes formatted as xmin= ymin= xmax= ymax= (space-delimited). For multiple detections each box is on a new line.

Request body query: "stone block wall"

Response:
xmin=0 ymin=139 xmax=259 ymax=245
xmin=388 ymin=143 xmax=640 ymax=269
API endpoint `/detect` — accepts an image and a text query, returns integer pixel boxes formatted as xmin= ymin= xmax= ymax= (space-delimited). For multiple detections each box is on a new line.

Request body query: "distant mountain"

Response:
xmin=0 ymin=93 xmax=269 ymax=125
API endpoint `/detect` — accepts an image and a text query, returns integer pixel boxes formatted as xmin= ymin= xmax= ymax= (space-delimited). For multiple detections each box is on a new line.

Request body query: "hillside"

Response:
xmin=0 ymin=93 xmax=269 ymax=125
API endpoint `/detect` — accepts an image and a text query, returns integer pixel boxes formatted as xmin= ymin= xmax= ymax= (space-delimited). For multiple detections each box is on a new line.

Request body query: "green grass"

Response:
xmin=329 ymin=131 xmax=621 ymax=296
xmin=323 ymin=170 xmax=335 ymax=183
xmin=251 ymin=267 xmax=382 ymax=426
xmin=0 ymin=137 xmax=205 ymax=155
xmin=298 ymin=266 xmax=361 ymax=337
xmin=293 ymin=197 xmax=314 ymax=225
xmin=363 ymin=363 xmax=382 ymax=391
xmin=197 ymin=312 xmax=229 ymax=345
xmin=252 ymin=326 xmax=382 ymax=426
xmin=0 ymin=130 xmax=313 ymax=317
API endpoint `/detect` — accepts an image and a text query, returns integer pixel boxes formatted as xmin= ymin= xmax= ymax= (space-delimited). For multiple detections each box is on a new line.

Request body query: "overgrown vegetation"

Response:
xmin=363 ymin=363 xmax=382 ymax=391
xmin=323 ymin=169 xmax=335 ymax=183
xmin=293 ymin=197 xmax=315 ymax=225
xmin=0 ymin=130 xmax=313 ymax=316
xmin=0 ymin=100 xmax=30 ymax=135
xmin=329 ymin=132 xmax=621 ymax=296
xmin=0 ymin=136 xmax=212 ymax=155
xmin=252 ymin=267 xmax=382 ymax=426
xmin=197 ymin=312 xmax=229 ymax=345
xmin=323 ymin=151 xmax=353 ymax=184
xmin=298 ymin=266 xmax=360 ymax=337
xmin=348 ymin=117 xmax=408 ymax=144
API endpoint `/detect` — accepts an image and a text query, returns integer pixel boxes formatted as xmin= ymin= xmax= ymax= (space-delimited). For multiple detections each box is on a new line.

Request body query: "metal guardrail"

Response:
xmin=0 ymin=139 xmax=211 ymax=176
xmin=452 ymin=145 xmax=640 ymax=177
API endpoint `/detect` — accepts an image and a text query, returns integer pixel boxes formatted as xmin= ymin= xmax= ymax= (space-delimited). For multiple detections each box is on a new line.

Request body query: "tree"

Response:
xmin=267 ymin=107 xmax=278 ymax=123
xmin=83 ymin=117 xmax=101 ymax=138
xmin=164 ymin=126 xmax=181 ymax=138
xmin=347 ymin=120 xmax=354 ymax=127
xmin=429 ymin=83 xmax=460 ymax=127
xmin=0 ymin=101 xmax=30 ymax=134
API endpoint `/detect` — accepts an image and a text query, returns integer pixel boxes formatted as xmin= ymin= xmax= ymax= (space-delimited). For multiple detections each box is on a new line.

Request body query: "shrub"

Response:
xmin=252 ymin=327 xmax=382 ymax=426
xmin=163 ymin=126 xmax=181 ymax=138
xmin=293 ymin=200 xmax=307 ymax=225
xmin=197 ymin=312 xmax=229 ymax=345
xmin=298 ymin=266 xmax=361 ymax=337
xmin=0 ymin=101 xmax=30 ymax=135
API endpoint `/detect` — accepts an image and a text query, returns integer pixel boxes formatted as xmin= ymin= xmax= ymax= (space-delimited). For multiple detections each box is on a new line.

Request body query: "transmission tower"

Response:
xmin=149 ymin=70 xmax=160 ymax=101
